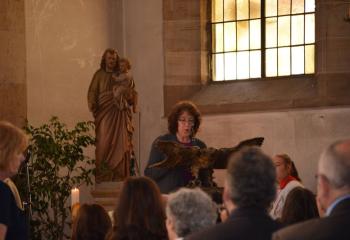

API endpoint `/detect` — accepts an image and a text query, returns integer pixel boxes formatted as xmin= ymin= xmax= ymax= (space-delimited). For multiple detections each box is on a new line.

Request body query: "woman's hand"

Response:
xmin=0 ymin=224 xmax=8 ymax=240
xmin=219 ymin=205 xmax=229 ymax=222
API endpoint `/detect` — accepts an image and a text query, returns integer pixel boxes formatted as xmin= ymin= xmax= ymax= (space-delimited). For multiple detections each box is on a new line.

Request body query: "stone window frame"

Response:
xmin=163 ymin=0 xmax=350 ymax=115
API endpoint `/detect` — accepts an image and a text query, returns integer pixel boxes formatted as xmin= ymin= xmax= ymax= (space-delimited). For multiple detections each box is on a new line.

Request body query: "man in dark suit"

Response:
xmin=187 ymin=147 xmax=281 ymax=240
xmin=273 ymin=139 xmax=350 ymax=240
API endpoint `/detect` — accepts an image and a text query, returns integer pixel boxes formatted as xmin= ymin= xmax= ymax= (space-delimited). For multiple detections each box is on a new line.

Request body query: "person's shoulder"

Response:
xmin=186 ymin=221 xmax=229 ymax=240
xmin=123 ymin=224 xmax=167 ymax=240
xmin=272 ymin=218 xmax=321 ymax=240
xmin=285 ymin=180 xmax=303 ymax=190
xmin=192 ymin=138 xmax=206 ymax=148
xmin=150 ymin=134 xmax=175 ymax=148
xmin=0 ymin=181 xmax=13 ymax=200
xmin=156 ymin=133 xmax=177 ymax=142
xmin=0 ymin=180 xmax=11 ymax=192
xmin=92 ymin=68 xmax=108 ymax=77
xmin=93 ymin=68 xmax=104 ymax=74
xmin=185 ymin=225 xmax=216 ymax=240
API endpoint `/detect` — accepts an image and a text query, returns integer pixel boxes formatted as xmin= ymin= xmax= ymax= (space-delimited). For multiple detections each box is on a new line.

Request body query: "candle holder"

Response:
xmin=71 ymin=202 xmax=81 ymax=222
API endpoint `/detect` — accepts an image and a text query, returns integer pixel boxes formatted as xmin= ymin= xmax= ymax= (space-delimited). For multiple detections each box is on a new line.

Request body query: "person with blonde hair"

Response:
xmin=0 ymin=121 xmax=28 ymax=240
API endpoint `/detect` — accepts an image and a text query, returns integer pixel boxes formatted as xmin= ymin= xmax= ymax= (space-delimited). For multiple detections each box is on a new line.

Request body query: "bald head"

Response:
xmin=319 ymin=139 xmax=350 ymax=189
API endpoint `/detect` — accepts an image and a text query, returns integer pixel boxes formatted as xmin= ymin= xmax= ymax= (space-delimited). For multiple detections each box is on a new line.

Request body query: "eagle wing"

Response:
xmin=212 ymin=137 xmax=264 ymax=169
xmin=147 ymin=140 xmax=200 ymax=169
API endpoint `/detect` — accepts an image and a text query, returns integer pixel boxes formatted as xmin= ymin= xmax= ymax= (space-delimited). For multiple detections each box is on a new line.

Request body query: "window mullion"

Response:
xmin=223 ymin=0 xmax=226 ymax=80
xmin=248 ymin=0 xmax=251 ymax=79
xmin=235 ymin=0 xmax=238 ymax=80
xmin=261 ymin=0 xmax=266 ymax=78
xmin=276 ymin=0 xmax=279 ymax=76
xmin=303 ymin=1 xmax=306 ymax=74
xmin=290 ymin=0 xmax=292 ymax=74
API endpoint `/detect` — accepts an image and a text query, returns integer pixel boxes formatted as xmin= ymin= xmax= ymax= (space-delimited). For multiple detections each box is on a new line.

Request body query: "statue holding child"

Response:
xmin=87 ymin=48 xmax=137 ymax=183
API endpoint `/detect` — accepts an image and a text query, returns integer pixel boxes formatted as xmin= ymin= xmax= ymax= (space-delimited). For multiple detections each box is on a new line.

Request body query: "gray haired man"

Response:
xmin=187 ymin=147 xmax=281 ymax=240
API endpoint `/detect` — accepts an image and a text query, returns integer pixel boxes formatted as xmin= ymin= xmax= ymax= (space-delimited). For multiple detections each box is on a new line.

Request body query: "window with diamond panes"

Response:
xmin=211 ymin=0 xmax=315 ymax=81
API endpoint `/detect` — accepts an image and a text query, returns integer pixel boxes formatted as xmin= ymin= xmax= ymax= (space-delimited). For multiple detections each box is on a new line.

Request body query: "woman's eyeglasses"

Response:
xmin=178 ymin=118 xmax=195 ymax=125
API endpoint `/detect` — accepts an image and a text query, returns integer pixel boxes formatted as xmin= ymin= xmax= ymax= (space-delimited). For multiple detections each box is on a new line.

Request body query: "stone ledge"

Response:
xmin=91 ymin=181 xmax=123 ymax=211
xmin=164 ymin=73 xmax=350 ymax=115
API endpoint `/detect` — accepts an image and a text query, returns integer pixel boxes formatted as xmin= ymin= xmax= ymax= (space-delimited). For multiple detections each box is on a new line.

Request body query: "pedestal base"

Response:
xmin=91 ymin=181 xmax=123 ymax=212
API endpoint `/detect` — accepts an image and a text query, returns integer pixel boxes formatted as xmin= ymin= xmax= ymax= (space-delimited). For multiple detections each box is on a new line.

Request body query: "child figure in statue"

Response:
xmin=112 ymin=58 xmax=137 ymax=113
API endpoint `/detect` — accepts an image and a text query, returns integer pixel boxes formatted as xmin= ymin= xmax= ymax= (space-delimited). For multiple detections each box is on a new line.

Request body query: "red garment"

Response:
xmin=279 ymin=175 xmax=297 ymax=190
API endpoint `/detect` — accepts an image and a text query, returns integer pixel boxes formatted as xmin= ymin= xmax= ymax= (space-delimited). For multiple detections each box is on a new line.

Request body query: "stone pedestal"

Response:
xmin=91 ymin=181 xmax=123 ymax=212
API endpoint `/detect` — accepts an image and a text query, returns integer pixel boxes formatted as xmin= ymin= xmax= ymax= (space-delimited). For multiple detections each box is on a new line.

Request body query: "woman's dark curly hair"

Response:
xmin=167 ymin=101 xmax=201 ymax=136
xmin=100 ymin=48 xmax=120 ymax=72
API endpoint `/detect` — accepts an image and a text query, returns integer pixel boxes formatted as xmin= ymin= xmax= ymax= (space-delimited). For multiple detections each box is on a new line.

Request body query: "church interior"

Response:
xmin=1 ymin=0 xmax=350 ymax=238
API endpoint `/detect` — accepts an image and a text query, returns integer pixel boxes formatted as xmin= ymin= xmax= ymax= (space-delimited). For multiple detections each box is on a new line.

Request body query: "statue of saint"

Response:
xmin=87 ymin=49 xmax=137 ymax=183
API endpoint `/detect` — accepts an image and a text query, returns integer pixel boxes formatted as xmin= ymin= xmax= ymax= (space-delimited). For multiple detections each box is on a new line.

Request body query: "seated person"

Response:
xmin=165 ymin=188 xmax=217 ymax=240
xmin=107 ymin=176 xmax=167 ymax=240
xmin=279 ymin=187 xmax=319 ymax=225
xmin=71 ymin=203 xmax=111 ymax=240
xmin=187 ymin=147 xmax=281 ymax=240
xmin=0 ymin=121 xmax=28 ymax=240
xmin=273 ymin=139 xmax=350 ymax=240
xmin=4 ymin=178 xmax=24 ymax=211
xmin=270 ymin=154 xmax=303 ymax=219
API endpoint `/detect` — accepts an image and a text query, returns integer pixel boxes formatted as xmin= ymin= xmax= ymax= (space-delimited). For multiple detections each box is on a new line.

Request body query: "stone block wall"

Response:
xmin=0 ymin=0 xmax=27 ymax=126
xmin=163 ymin=0 xmax=209 ymax=114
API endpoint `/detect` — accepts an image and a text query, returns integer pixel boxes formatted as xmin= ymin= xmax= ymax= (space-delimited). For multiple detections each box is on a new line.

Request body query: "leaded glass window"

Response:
xmin=211 ymin=0 xmax=315 ymax=81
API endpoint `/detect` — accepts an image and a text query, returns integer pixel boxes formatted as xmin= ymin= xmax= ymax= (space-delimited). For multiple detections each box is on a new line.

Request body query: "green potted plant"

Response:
xmin=16 ymin=116 xmax=95 ymax=240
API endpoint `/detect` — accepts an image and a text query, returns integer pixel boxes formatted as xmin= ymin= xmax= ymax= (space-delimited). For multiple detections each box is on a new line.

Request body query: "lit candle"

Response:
xmin=71 ymin=188 xmax=80 ymax=207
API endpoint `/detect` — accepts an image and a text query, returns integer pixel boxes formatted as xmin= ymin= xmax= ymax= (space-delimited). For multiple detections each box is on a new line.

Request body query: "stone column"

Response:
xmin=0 ymin=0 xmax=27 ymax=126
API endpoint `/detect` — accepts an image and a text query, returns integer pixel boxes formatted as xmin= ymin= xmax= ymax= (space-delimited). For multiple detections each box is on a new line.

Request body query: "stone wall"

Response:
xmin=163 ymin=0 xmax=208 ymax=114
xmin=199 ymin=108 xmax=350 ymax=190
xmin=122 ymin=0 xmax=165 ymax=172
xmin=24 ymin=0 xmax=125 ymax=203
xmin=25 ymin=0 xmax=123 ymax=126
xmin=0 ymin=0 xmax=27 ymax=126
xmin=161 ymin=0 xmax=350 ymax=191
